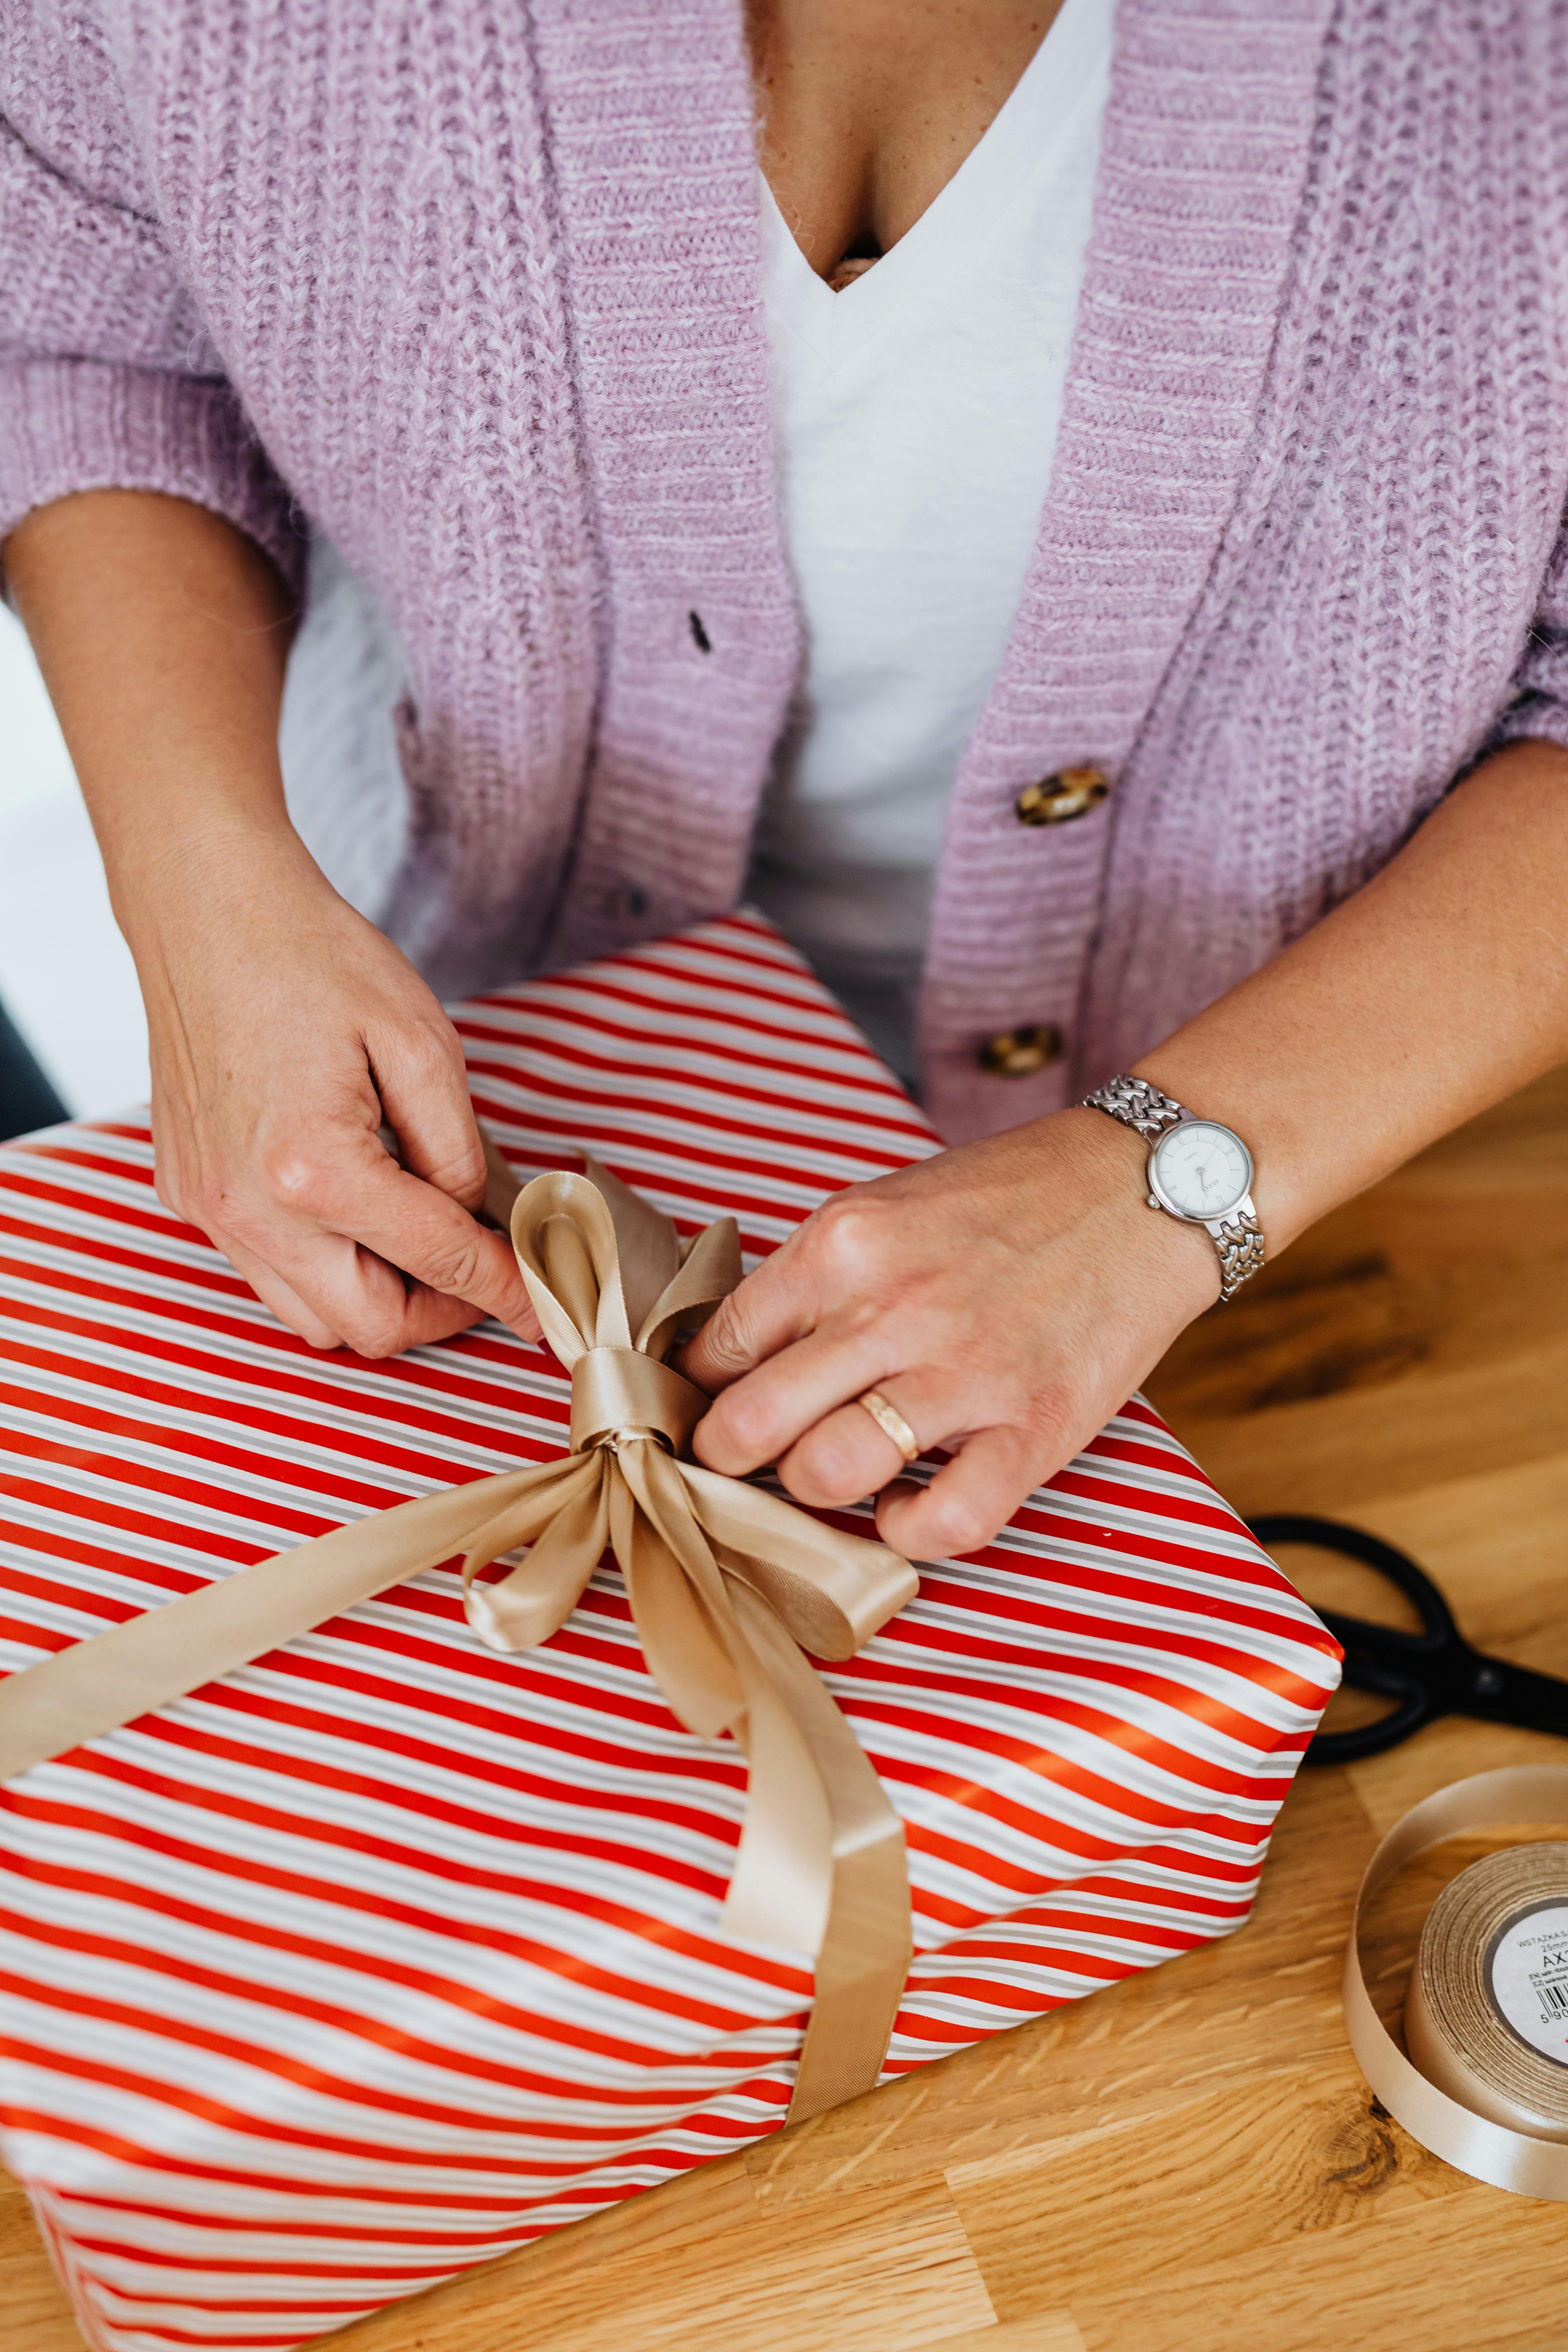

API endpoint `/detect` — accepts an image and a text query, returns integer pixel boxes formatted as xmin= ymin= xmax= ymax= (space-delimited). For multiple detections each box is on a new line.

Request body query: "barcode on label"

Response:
xmin=1540 ymin=1982 xmax=1568 ymax=2016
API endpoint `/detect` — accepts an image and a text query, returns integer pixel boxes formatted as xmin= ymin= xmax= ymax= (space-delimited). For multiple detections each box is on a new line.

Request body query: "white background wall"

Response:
xmin=0 ymin=606 xmax=151 ymax=1118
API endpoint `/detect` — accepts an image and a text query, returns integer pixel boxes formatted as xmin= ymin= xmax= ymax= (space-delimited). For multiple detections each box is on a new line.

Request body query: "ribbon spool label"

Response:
xmin=1487 ymin=1900 xmax=1568 ymax=2067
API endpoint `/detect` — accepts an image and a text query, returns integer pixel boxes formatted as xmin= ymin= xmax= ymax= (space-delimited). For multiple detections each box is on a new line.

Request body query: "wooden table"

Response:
xmin=9 ymin=1068 xmax=1568 ymax=2352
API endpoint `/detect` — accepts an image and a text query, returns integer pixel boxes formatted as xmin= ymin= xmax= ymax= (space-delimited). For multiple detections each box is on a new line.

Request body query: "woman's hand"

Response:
xmin=6 ymin=491 xmax=537 ymax=1360
xmin=680 ymin=1108 xmax=1219 ymax=1562
xmin=138 ymin=831 xmax=537 ymax=1355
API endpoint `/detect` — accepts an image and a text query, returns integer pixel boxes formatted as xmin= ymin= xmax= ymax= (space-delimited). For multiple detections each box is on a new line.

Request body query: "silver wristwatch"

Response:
xmin=1081 ymin=1075 xmax=1266 ymax=1301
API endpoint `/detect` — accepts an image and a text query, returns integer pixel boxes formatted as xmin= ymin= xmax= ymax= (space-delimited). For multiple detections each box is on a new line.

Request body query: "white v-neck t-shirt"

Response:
xmin=746 ymin=0 xmax=1115 ymax=1082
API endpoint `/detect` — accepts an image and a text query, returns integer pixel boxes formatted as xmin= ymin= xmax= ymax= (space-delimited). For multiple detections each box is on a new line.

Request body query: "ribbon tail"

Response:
xmin=713 ymin=1644 xmax=835 ymax=1962
xmin=620 ymin=1447 xmax=834 ymax=1958
xmin=788 ymin=1818 xmax=911 ymax=2125
xmin=727 ymin=1584 xmax=912 ymax=2126
xmin=463 ymin=1454 xmax=610 ymax=1652
xmin=609 ymin=1447 xmax=749 ymax=1740
xmin=0 ymin=1467 xmax=546 ymax=1783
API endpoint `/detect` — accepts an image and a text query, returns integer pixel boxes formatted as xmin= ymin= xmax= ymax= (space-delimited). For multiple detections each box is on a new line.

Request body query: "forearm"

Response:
xmin=5 ymin=489 xmax=532 ymax=1353
xmin=1135 ymin=740 xmax=1568 ymax=1258
xmin=4 ymin=490 xmax=302 ymax=944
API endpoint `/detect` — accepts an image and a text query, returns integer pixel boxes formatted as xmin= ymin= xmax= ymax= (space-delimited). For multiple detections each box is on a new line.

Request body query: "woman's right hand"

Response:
xmin=135 ymin=830 xmax=537 ymax=1356
xmin=6 ymin=489 xmax=533 ymax=1356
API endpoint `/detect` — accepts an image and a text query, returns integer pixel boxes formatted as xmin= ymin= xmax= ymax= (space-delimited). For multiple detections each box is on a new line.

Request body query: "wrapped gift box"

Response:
xmin=0 ymin=915 xmax=1339 ymax=2352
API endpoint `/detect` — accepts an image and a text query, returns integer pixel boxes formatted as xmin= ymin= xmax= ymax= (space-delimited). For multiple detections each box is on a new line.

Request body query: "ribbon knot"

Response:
xmin=0 ymin=1150 xmax=919 ymax=2123
xmin=567 ymin=1347 xmax=707 ymax=1456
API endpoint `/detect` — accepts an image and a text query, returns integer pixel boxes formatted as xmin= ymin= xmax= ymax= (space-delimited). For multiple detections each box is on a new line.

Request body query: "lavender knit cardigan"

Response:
xmin=4 ymin=1 xmax=1568 ymax=1143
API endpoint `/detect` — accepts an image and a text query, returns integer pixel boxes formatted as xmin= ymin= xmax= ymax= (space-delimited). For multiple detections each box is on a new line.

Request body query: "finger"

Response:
xmin=283 ymin=1222 xmax=521 ymax=1355
xmin=149 ymin=1111 xmax=348 ymax=1346
xmin=369 ymin=1013 xmax=489 ymax=1209
xmin=875 ymin=1424 xmax=1043 ymax=1561
xmin=677 ymin=1231 xmax=822 ymax=1395
xmin=332 ymin=1155 xmax=537 ymax=1335
xmin=189 ymin=1164 xmax=495 ymax=1354
xmin=225 ymin=1216 xmax=496 ymax=1354
xmin=239 ymin=1131 xmax=537 ymax=1348
xmin=775 ymin=1372 xmax=941 ymax=1509
xmin=212 ymin=1227 xmax=346 ymax=1350
xmin=692 ymin=1320 xmax=892 ymax=1476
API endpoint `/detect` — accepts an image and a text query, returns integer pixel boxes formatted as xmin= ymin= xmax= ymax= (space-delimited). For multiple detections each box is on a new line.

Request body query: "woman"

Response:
xmin=4 ymin=0 xmax=1567 ymax=1565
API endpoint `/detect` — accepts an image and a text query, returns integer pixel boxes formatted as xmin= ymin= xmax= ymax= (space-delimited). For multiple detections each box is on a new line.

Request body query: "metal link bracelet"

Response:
xmin=1082 ymin=1075 xmax=1266 ymax=1302
xmin=1081 ymin=1073 xmax=1190 ymax=1142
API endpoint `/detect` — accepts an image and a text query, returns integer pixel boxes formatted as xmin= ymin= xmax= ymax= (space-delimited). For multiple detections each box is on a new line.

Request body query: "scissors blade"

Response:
xmin=1458 ymin=1650 xmax=1568 ymax=1740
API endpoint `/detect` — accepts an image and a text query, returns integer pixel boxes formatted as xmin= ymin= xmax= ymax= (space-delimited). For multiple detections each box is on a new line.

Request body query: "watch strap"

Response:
xmin=1080 ymin=1074 xmax=1189 ymax=1140
xmin=1211 ymin=1206 xmax=1266 ymax=1301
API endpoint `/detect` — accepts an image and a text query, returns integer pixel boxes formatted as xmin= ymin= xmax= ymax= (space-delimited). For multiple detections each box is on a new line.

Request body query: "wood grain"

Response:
xmin=2 ymin=2170 xmax=83 ymax=2352
xmin=9 ymin=1064 xmax=1568 ymax=2350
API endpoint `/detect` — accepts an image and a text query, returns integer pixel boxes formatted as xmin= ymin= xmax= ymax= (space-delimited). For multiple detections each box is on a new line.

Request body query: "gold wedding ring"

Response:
xmin=855 ymin=1388 xmax=920 ymax=1466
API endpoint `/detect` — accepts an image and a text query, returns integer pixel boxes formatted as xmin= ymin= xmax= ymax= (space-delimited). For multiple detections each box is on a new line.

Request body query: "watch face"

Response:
xmin=1150 ymin=1120 xmax=1253 ymax=1223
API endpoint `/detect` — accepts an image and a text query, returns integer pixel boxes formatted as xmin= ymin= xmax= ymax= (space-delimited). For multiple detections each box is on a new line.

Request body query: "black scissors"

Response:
xmin=1246 ymin=1513 xmax=1568 ymax=1766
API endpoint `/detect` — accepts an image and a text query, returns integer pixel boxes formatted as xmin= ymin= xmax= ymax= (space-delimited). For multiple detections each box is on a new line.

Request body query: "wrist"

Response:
xmin=1130 ymin=1056 xmax=1319 ymax=1251
xmin=1074 ymin=1076 xmax=1274 ymax=1304
xmin=111 ymin=814 xmax=328 ymax=964
xmin=1059 ymin=1105 xmax=1224 ymax=1317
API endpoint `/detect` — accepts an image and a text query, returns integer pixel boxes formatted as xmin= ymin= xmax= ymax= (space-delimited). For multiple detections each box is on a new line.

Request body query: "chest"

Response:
xmin=745 ymin=0 xmax=1065 ymax=279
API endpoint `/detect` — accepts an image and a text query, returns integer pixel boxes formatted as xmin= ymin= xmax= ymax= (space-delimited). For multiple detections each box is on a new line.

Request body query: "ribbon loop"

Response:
xmin=461 ymin=1452 xmax=609 ymax=1654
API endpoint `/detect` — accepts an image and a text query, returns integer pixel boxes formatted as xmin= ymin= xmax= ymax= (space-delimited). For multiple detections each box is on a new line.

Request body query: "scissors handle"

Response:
xmin=1305 ymin=1606 xmax=1441 ymax=1761
xmin=1248 ymin=1513 xmax=1568 ymax=1763
xmin=1246 ymin=1514 xmax=1457 ymax=1642
xmin=1245 ymin=1514 xmax=1443 ymax=1764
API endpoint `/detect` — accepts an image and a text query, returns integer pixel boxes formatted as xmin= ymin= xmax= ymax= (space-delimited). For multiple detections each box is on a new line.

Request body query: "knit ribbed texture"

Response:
xmin=2 ymin=1 xmax=1566 ymax=1141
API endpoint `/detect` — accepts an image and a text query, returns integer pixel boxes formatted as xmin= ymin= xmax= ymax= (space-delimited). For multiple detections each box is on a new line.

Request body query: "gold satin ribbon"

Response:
xmin=1345 ymin=1765 xmax=1568 ymax=2197
xmin=0 ymin=1150 xmax=918 ymax=2124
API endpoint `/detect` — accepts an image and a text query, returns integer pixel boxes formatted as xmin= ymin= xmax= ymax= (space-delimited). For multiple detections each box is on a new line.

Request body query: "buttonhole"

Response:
xmin=688 ymin=610 xmax=712 ymax=654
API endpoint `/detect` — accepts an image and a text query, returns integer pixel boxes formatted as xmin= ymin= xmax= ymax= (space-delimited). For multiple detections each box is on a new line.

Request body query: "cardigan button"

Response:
xmin=979 ymin=1024 xmax=1064 ymax=1077
xmin=1015 ymin=765 xmax=1110 ymax=825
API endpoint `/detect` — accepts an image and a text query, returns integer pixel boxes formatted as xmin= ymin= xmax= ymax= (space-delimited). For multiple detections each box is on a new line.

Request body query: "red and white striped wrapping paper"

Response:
xmin=0 ymin=915 xmax=1339 ymax=2352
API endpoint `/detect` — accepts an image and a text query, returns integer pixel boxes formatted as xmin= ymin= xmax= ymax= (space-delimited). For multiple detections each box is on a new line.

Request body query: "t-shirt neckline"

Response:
xmin=756 ymin=0 xmax=1108 ymax=358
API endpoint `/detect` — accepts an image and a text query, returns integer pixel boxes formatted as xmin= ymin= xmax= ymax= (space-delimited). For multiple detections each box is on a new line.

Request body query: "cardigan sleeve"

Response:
xmin=0 ymin=43 xmax=304 ymax=600
xmin=1490 ymin=512 xmax=1568 ymax=757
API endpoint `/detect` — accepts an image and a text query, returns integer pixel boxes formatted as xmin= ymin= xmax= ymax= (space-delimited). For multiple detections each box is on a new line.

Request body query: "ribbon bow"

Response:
xmin=0 ymin=1154 xmax=918 ymax=2122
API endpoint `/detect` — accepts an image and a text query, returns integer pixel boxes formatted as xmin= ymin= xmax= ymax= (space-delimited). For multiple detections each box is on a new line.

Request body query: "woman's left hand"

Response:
xmin=680 ymin=1106 xmax=1222 ymax=1562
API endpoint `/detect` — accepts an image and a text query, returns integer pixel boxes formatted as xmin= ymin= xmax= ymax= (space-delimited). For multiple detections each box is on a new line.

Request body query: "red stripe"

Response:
xmin=0 ymin=1281 xmax=572 ymax=1433
xmin=2 ymin=1783 xmax=804 ymax=2024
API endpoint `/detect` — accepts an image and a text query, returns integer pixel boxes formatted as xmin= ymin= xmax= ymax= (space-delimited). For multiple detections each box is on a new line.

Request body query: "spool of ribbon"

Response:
xmin=0 ymin=1151 xmax=920 ymax=2123
xmin=1405 ymin=1842 xmax=1568 ymax=2138
xmin=1345 ymin=1766 xmax=1568 ymax=2195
